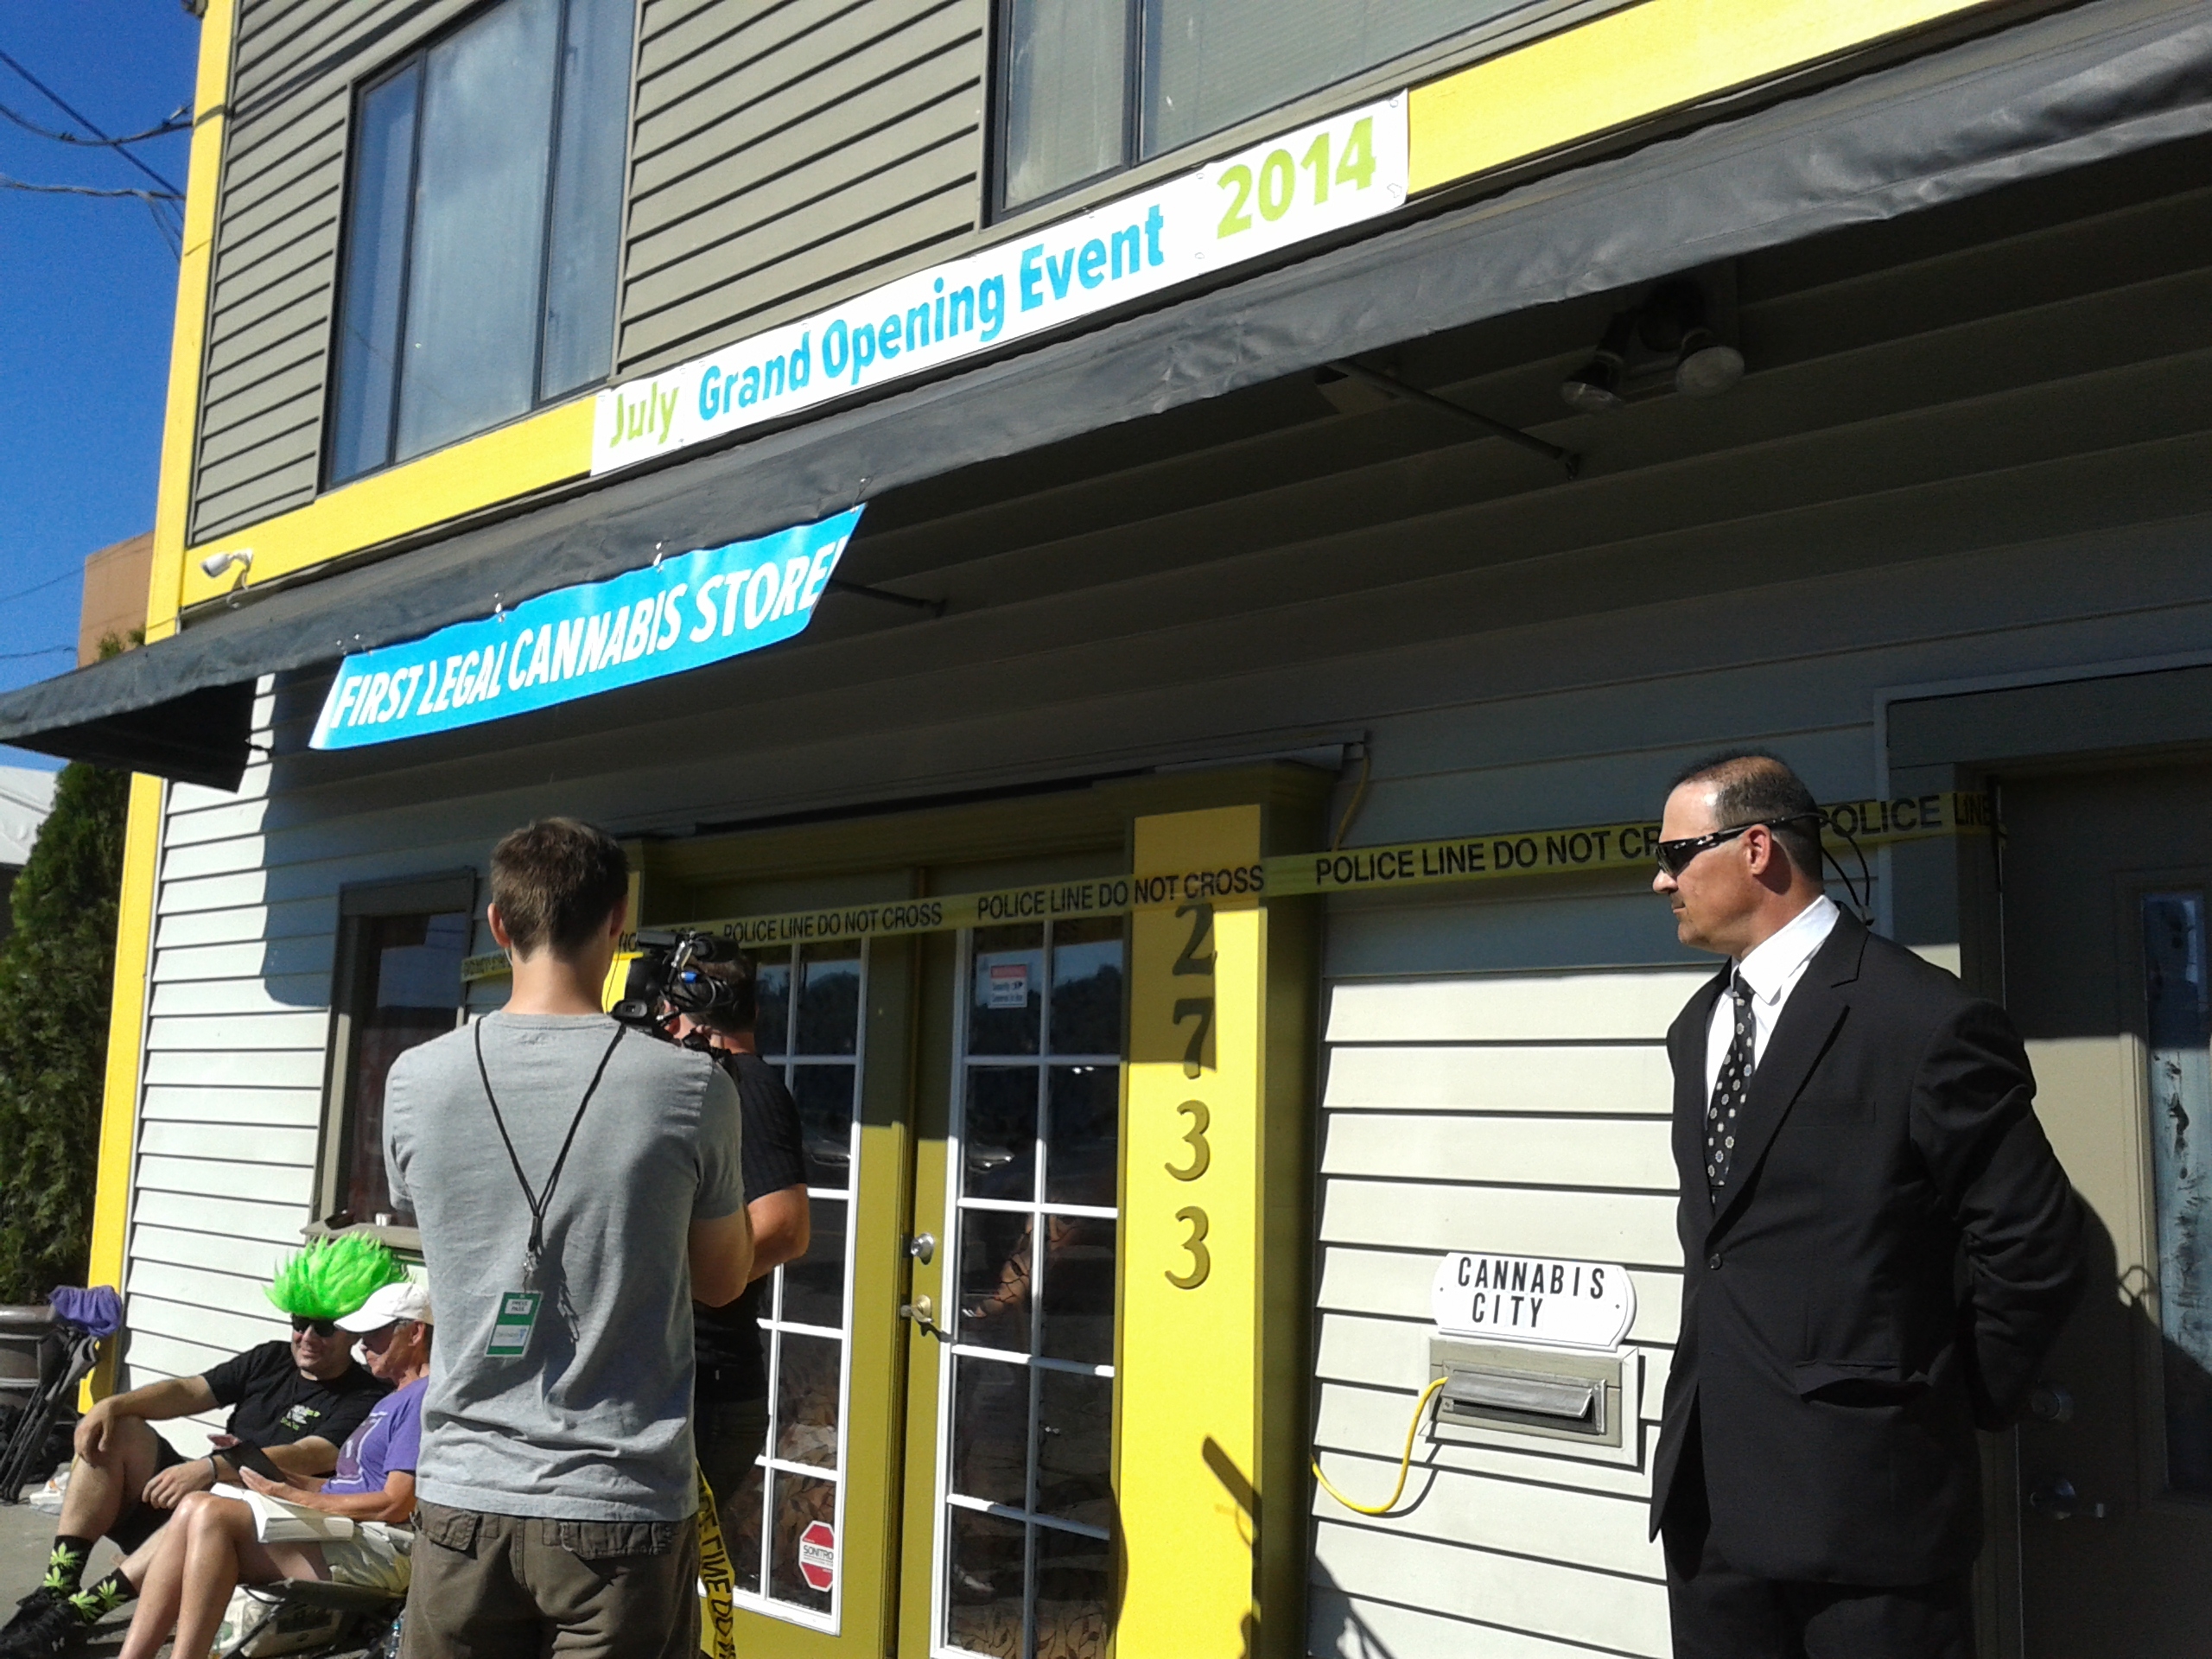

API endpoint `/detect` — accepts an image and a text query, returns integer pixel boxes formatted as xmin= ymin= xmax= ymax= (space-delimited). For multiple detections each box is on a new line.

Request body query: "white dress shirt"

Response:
xmin=1703 ymin=894 xmax=1840 ymax=1095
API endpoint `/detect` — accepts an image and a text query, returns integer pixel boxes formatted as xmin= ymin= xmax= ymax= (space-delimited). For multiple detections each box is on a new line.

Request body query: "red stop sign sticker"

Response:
xmin=798 ymin=1520 xmax=836 ymax=1592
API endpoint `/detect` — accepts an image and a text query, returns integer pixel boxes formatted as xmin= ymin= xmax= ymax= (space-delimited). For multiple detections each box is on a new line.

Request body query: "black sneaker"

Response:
xmin=0 ymin=1599 xmax=89 ymax=1658
xmin=0 ymin=1590 xmax=63 ymax=1642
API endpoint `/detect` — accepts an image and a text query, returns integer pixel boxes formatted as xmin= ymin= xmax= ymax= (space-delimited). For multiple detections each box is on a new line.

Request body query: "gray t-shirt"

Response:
xmin=385 ymin=1012 xmax=742 ymax=1521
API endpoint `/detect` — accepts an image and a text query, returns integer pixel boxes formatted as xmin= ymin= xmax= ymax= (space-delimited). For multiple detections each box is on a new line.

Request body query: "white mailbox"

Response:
xmin=1427 ymin=1252 xmax=1640 ymax=1453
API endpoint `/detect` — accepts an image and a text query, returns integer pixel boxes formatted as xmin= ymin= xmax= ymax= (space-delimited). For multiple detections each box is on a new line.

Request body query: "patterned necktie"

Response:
xmin=1707 ymin=971 xmax=1754 ymax=1202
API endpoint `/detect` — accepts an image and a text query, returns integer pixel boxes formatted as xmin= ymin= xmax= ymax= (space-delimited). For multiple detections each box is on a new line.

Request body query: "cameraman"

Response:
xmin=666 ymin=956 xmax=810 ymax=1535
xmin=385 ymin=818 xmax=751 ymax=1659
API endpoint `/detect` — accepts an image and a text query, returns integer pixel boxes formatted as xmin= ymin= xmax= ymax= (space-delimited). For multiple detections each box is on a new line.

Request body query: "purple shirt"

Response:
xmin=321 ymin=1376 xmax=425 ymax=1497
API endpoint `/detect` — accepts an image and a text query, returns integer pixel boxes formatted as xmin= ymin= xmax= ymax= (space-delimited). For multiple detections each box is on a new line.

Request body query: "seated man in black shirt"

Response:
xmin=1 ymin=1238 xmax=397 ymax=1656
xmin=674 ymin=956 xmax=812 ymax=1534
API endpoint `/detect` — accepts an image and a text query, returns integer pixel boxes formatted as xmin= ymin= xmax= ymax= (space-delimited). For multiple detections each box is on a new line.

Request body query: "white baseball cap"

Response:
xmin=335 ymin=1279 xmax=434 ymax=1332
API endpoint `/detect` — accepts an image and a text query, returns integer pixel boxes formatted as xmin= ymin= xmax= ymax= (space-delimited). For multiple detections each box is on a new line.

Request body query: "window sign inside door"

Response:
xmin=2142 ymin=891 xmax=2212 ymax=1494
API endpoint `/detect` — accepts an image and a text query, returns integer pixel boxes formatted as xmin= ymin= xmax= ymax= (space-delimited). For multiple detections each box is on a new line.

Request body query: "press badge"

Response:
xmin=487 ymin=1291 xmax=542 ymax=1357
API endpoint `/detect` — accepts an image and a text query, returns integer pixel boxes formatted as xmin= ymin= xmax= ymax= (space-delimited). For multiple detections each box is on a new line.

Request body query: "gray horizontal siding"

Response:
xmin=1307 ymin=974 xmax=1695 ymax=1659
xmin=620 ymin=0 xmax=987 ymax=372
xmin=195 ymin=0 xmax=994 ymax=540
xmin=118 ymin=677 xmax=510 ymax=1417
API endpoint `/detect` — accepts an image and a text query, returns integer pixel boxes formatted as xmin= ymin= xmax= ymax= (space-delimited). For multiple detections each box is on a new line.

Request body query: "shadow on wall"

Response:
xmin=2019 ymin=1192 xmax=2212 ymax=1568
xmin=1306 ymin=1552 xmax=1399 ymax=1659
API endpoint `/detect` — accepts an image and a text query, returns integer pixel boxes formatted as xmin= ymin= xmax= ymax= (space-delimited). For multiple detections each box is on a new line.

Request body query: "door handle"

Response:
xmin=899 ymin=1294 xmax=954 ymax=1343
xmin=907 ymin=1232 xmax=935 ymax=1264
xmin=2027 ymin=1382 xmax=2075 ymax=1424
xmin=2027 ymin=1476 xmax=2107 ymax=1520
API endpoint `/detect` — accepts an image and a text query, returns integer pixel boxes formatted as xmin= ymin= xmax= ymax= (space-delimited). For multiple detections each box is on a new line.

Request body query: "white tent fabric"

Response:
xmin=0 ymin=765 xmax=59 ymax=868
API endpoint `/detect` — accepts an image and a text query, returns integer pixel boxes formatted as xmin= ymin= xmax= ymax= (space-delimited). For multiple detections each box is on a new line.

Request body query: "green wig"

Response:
xmin=264 ymin=1236 xmax=406 ymax=1322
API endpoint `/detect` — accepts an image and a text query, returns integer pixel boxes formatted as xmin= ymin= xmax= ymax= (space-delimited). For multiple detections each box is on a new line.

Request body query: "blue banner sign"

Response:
xmin=310 ymin=507 xmax=863 ymax=751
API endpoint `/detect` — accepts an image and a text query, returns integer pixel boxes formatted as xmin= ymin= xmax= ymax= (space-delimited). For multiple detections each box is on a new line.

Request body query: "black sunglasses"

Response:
xmin=290 ymin=1317 xmax=340 ymax=1338
xmin=1654 ymin=816 xmax=1820 ymax=878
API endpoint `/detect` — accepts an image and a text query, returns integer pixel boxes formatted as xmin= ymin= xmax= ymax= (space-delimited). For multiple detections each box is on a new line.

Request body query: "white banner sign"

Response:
xmin=593 ymin=96 xmax=1408 ymax=475
xmin=1432 ymin=1252 xmax=1636 ymax=1351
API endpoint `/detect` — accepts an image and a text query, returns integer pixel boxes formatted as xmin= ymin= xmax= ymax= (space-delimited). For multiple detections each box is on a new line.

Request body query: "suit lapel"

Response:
xmin=1705 ymin=912 xmax=1869 ymax=1241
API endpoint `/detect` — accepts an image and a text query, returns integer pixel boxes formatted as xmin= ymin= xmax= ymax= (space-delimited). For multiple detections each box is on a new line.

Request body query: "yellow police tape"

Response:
xmin=697 ymin=1465 xmax=735 ymax=1659
xmin=462 ymin=791 xmax=1988 ymax=977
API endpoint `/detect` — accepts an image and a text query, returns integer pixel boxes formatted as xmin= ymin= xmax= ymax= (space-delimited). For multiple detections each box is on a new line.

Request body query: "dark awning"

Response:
xmin=7 ymin=0 xmax=2209 ymax=791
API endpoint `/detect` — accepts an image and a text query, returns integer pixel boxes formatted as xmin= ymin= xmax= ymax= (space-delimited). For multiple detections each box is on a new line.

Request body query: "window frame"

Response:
xmin=314 ymin=869 xmax=480 ymax=1251
xmin=320 ymin=0 xmax=641 ymax=489
xmin=986 ymin=0 xmax=1630 ymax=220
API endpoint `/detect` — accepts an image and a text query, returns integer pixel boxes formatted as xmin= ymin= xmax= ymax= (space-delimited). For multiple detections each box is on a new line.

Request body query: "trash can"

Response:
xmin=0 ymin=1305 xmax=60 ymax=1416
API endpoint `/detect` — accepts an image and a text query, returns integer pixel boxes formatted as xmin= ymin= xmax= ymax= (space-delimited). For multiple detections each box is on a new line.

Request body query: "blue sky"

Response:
xmin=0 ymin=4 xmax=200 ymax=768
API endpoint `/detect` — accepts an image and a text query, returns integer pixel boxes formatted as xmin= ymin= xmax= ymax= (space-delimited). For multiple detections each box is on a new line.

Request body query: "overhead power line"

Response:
xmin=0 ymin=48 xmax=185 ymax=200
xmin=0 ymin=100 xmax=188 ymax=149
xmin=0 ymin=568 xmax=82 ymax=608
xmin=0 ymin=645 xmax=73 ymax=664
xmin=0 ymin=170 xmax=180 ymax=202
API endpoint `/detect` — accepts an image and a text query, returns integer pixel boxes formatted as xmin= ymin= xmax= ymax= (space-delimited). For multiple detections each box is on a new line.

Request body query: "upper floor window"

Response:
xmin=1000 ymin=0 xmax=1521 ymax=211
xmin=327 ymin=0 xmax=634 ymax=485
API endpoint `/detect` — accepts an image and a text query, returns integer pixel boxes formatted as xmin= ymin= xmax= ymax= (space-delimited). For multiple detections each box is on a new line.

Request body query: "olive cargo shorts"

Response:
xmin=401 ymin=1501 xmax=700 ymax=1659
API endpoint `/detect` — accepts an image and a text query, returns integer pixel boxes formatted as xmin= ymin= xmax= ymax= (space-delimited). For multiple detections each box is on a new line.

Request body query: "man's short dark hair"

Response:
xmin=694 ymin=952 xmax=759 ymax=1036
xmin=489 ymin=818 xmax=628 ymax=957
xmin=1669 ymin=750 xmax=1824 ymax=879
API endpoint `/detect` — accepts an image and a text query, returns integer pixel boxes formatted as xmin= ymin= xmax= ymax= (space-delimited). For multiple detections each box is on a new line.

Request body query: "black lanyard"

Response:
xmin=473 ymin=1019 xmax=625 ymax=1281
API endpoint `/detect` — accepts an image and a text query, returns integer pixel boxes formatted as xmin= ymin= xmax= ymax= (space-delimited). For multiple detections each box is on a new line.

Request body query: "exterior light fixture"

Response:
xmin=200 ymin=549 xmax=255 ymax=604
xmin=1642 ymin=280 xmax=1744 ymax=397
xmin=1560 ymin=276 xmax=1745 ymax=409
xmin=1673 ymin=330 xmax=1745 ymax=397
xmin=1560 ymin=311 xmax=1635 ymax=412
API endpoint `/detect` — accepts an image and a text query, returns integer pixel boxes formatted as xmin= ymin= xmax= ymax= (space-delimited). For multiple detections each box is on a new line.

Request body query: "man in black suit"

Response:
xmin=1649 ymin=751 xmax=2084 ymax=1658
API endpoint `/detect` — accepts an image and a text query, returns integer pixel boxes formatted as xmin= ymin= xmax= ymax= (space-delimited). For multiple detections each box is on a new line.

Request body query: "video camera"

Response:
xmin=610 ymin=929 xmax=747 ymax=1027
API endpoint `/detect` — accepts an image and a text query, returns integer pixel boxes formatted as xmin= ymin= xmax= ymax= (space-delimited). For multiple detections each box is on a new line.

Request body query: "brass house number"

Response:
xmin=1166 ymin=900 xmax=1214 ymax=1290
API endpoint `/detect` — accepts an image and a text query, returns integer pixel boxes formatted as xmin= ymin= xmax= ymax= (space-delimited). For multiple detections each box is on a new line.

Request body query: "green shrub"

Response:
xmin=0 ymin=760 xmax=128 ymax=1302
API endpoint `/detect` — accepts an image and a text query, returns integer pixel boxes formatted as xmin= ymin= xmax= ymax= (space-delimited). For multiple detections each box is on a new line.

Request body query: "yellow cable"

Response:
xmin=1311 ymin=1376 xmax=1446 ymax=1516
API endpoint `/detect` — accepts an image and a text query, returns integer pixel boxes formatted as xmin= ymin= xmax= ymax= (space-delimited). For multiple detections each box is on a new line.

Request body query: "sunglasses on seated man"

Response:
xmin=289 ymin=1317 xmax=340 ymax=1338
xmin=1654 ymin=814 xmax=1822 ymax=878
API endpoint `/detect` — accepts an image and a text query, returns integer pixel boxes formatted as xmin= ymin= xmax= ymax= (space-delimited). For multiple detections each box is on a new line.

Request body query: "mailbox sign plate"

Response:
xmin=1432 ymin=1252 xmax=1634 ymax=1351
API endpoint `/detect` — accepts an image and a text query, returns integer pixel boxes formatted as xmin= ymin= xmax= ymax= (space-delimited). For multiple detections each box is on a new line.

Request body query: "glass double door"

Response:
xmin=727 ymin=919 xmax=1127 ymax=1659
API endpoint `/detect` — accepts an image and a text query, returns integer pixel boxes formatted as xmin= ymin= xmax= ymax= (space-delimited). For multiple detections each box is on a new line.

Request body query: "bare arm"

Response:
xmin=241 ymin=1465 xmax=416 ymax=1525
xmin=260 ymin=1436 xmax=340 ymax=1478
xmin=747 ymin=1185 xmax=810 ymax=1284
xmin=196 ymin=1433 xmax=340 ymax=1491
xmin=690 ymin=1205 xmax=755 ymax=1308
xmin=74 ymin=1375 xmax=219 ymax=1458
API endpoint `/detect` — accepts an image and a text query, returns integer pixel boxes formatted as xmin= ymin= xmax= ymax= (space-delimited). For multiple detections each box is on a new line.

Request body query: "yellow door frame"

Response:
xmin=639 ymin=769 xmax=1325 ymax=1658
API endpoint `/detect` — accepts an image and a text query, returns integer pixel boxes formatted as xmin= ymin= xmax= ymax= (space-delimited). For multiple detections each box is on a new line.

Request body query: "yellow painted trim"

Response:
xmin=179 ymin=397 xmax=595 ymax=609
xmin=1408 ymin=0 xmax=1993 ymax=194
xmin=1119 ymin=805 xmax=1269 ymax=1658
xmin=81 ymin=776 xmax=166 ymax=1405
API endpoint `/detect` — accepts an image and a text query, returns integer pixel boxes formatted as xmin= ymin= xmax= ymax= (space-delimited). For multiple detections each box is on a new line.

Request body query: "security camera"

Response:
xmin=200 ymin=549 xmax=253 ymax=580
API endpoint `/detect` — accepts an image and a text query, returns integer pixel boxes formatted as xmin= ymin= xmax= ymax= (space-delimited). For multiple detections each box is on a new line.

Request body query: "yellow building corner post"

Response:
xmin=82 ymin=0 xmax=237 ymax=1403
xmin=1119 ymin=806 xmax=1314 ymax=1659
